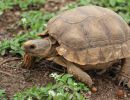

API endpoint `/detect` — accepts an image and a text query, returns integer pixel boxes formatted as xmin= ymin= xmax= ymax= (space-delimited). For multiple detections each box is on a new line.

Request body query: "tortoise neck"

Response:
xmin=47 ymin=44 xmax=58 ymax=58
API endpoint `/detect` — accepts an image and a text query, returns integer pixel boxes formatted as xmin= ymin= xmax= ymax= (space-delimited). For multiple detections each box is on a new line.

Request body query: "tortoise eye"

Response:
xmin=29 ymin=44 xmax=36 ymax=49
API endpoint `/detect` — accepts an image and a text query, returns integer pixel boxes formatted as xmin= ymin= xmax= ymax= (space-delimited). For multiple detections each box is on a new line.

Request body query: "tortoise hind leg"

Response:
xmin=66 ymin=62 xmax=93 ymax=88
xmin=118 ymin=58 xmax=130 ymax=88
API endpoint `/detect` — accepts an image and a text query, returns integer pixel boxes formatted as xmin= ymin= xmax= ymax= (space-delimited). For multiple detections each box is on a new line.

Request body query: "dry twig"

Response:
xmin=0 ymin=58 xmax=21 ymax=65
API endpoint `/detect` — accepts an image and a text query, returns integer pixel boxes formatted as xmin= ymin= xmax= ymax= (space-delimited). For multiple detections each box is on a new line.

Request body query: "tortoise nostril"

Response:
xmin=29 ymin=44 xmax=36 ymax=49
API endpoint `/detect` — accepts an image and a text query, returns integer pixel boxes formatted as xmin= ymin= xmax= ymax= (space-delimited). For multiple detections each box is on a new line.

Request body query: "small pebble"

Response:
xmin=116 ymin=89 xmax=124 ymax=98
xmin=91 ymin=87 xmax=97 ymax=93
xmin=14 ymin=11 xmax=21 ymax=16
xmin=127 ymin=93 xmax=130 ymax=97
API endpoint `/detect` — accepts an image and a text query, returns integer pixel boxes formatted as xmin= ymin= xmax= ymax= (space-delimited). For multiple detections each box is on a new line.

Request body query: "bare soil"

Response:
xmin=0 ymin=56 xmax=58 ymax=99
xmin=0 ymin=0 xmax=130 ymax=100
xmin=1 ymin=56 xmax=130 ymax=100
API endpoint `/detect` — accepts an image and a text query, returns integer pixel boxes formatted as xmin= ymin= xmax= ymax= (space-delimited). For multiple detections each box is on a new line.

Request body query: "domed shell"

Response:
xmin=47 ymin=5 xmax=130 ymax=65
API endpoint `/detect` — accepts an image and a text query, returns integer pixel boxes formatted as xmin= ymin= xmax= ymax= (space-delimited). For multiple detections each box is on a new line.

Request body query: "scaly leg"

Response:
xmin=118 ymin=58 xmax=130 ymax=88
xmin=66 ymin=62 xmax=93 ymax=88
xmin=52 ymin=57 xmax=93 ymax=87
xmin=51 ymin=56 xmax=66 ymax=67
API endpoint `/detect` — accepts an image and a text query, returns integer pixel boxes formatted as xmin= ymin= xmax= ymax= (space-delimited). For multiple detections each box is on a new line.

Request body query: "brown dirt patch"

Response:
xmin=0 ymin=9 xmax=22 ymax=41
xmin=0 ymin=57 xmax=130 ymax=100
xmin=0 ymin=56 xmax=54 ymax=99
xmin=90 ymin=74 xmax=130 ymax=100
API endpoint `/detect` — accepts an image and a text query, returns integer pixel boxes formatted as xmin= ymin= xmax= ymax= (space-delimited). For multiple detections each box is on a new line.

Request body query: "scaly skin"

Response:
xmin=51 ymin=56 xmax=93 ymax=87
xmin=66 ymin=62 xmax=93 ymax=87
xmin=118 ymin=58 xmax=130 ymax=88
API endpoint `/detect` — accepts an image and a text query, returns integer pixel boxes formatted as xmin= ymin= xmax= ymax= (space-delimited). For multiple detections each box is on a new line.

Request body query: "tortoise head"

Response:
xmin=23 ymin=38 xmax=54 ymax=58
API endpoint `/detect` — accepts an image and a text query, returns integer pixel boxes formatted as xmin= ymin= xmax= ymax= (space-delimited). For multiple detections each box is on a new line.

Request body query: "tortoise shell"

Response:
xmin=46 ymin=5 xmax=130 ymax=65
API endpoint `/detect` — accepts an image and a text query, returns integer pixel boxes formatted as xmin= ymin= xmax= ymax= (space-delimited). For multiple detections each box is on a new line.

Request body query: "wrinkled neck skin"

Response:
xmin=44 ymin=37 xmax=59 ymax=60
xmin=45 ymin=44 xmax=58 ymax=59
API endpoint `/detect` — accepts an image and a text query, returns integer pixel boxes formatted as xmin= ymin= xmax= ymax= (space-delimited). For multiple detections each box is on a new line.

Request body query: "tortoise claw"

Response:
xmin=118 ymin=74 xmax=129 ymax=87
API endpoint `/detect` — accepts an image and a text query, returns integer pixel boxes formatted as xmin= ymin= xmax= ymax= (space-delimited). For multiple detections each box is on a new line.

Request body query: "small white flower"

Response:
xmin=48 ymin=90 xmax=56 ymax=96
xmin=0 ymin=11 xmax=3 ymax=16
xmin=57 ymin=92 xmax=62 ymax=96
xmin=44 ymin=24 xmax=47 ymax=27
xmin=50 ymin=73 xmax=59 ymax=79
xmin=74 ymin=83 xmax=77 ymax=86
xmin=21 ymin=18 xmax=27 ymax=24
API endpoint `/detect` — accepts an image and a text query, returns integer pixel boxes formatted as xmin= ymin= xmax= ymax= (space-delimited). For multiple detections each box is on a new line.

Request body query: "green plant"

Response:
xmin=20 ymin=11 xmax=55 ymax=33
xmin=0 ymin=89 xmax=7 ymax=100
xmin=0 ymin=32 xmax=37 ymax=56
xmin=14 ymin=0 xmax=46 ymax=10
xmin=90 ymin=0 xmax=130 ymax=23
xmin=63 ymin=0 xmax=130 ymax=23
xmin=0 ymin=0 xmax=46 ymax=14
xmin=0 ymin=0 xmax=14 ymax=15
xmin=14 ymin=73 xmax=89 ymax=100
xmin=0 ymin=10 xmax=55 ymax=56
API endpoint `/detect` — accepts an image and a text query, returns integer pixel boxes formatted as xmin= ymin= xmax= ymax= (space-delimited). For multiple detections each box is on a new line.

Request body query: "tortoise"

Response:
xmin=22 ymin=5 xmax=130 ymax=88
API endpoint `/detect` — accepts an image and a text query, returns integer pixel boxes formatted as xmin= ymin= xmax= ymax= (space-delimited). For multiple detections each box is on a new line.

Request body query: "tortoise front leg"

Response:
xmin=52 ymin=57 xmax=93 ymax=87
xmin=118 ymin=58 xmax=130 ymax=88
xmin=66 ymin=62 xmax=93 ymax=88
xmin=21 ymin=54 xmax=36 ymax=69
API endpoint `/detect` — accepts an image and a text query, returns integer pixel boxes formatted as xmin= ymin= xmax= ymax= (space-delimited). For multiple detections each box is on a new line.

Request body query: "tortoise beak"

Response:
xmin=23 ymin=41 xmax=36 ymax=53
